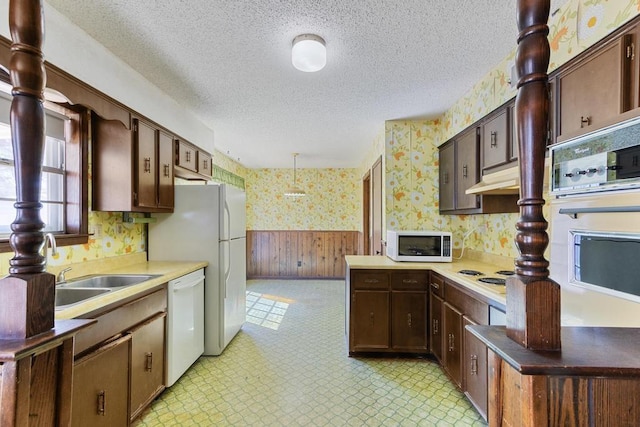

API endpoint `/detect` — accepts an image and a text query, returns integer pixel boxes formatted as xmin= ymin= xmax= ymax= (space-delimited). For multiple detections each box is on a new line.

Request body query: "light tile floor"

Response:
xmin=135 ymin=280 xmax=487 ymax=426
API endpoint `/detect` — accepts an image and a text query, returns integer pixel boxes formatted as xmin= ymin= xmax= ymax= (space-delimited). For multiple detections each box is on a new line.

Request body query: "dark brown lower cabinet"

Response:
xmin=443 ymin=302 xmax=463 ymax=388
xmin=429 ymin=293 xmax=443 ymax=362
xmin=129 ymin=313 xmax=166 ymax=421
xmin=71 ymin=335 xmax=131 ymax=427
xmin=463 ymin=316 xmax=488 ymax=420
xmin=351 ymin=289 xmax=390 ymax=352
xmin=391 ymin=291 xmax=428 ymax=352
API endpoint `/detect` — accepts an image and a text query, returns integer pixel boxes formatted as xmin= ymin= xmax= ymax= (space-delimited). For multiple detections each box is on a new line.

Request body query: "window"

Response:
xmin=0 ymin=91 xmax=88 ymax=252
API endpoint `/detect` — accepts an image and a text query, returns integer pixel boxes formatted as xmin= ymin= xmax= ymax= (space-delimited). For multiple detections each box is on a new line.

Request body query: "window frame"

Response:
xmin=0 ymin=100 xmax=88 ymax=253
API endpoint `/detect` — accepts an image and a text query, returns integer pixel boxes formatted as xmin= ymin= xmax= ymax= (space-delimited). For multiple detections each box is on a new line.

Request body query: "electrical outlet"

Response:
xmin=92 ymin=224 xmax=103 ymax=238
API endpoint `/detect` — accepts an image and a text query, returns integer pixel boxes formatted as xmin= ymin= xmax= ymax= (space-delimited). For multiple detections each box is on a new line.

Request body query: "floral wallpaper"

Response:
xmin=246 ymin=168 xmax=361 ymax=231
xmin=379 ymin=0 xmax=640 ymax=259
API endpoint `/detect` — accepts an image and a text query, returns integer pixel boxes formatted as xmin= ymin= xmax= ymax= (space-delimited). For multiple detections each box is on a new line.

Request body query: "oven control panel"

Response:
xmin=551 ymin=115 xmax=640 ymax=195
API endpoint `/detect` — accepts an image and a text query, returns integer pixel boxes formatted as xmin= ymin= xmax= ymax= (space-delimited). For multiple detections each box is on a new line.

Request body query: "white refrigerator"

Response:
xmin=148 ymin=183 xmax=246 ymax=356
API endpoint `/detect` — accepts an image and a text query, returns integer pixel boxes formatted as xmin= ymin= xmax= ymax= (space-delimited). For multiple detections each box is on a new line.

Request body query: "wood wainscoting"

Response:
xmin=247 ymin=230 xmax=361 ymax=279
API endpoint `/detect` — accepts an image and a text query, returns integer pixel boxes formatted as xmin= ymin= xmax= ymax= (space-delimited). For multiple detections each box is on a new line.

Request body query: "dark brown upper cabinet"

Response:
xmin=553 ymin=30 xmax=635 ymax=143
xmin=92 ymin=114 xmax=174 ymax=212
xmin=175 ymin=139 xmax=213 ymax=180
xmin=482 ymin=108 xmax=510 ymax=171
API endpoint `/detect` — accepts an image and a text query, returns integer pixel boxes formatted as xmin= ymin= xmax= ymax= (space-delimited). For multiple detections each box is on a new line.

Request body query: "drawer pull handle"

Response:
xmin=430 ymin=282 xmax=440 ymax=290
xmin=443 ymin=171 xmax=449 ymax=184
xmin=407 ymin=313 xmax=412 ymax=328
xmin=470 ymin=354 xmax=478 ymax=375
xmin=163 ymin=163 xmax=170 ymax=177
xmin=448 ymin=333 xmax=455 ymax=352
xmin=369 ymin=312 xmax=375 ymax=326
xmin=186 ymin=151 xmax=191 ymax=162
xmin=580 ymin=115 xmax=591 ymax=128
xmin=97 ymin=390 xmax=106 ymax=416
xmin=433 ymin=319 xmax=439 ymax=334
xmin=144 ymin=157 xmax=151 ymax=173
xmin=462 ymin=164 xmax=468 ymax=178
xmin=402 ymin=279 xmax=418 ymax=284
xmin=145 ymin=352 xmax=153 ymax=371
xmin=490 ymin=131 xmax=497 ymax=147
xmin=364 ymin=279 xmax=379 ymax=284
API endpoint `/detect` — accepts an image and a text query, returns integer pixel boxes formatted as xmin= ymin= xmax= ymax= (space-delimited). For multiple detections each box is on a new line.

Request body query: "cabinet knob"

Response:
xmin=97 ymin=390 xmax=106 ymax=416
xmin=490 ymin=131 xmax=497 ymax=147
xmin=163 ymin=164 xmax=170 ymax=177
xmin=144 ymin=157 xmax=151 ymax=173
xmin=145 ymin=352 xmax=153 ymax=371
xmin=580 ymin=115 xmax=591 ymax=128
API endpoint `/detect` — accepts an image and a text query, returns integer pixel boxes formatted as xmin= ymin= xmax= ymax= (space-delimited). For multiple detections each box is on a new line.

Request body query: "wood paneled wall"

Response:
xmin=247 ymin=230 xmax=361 ymax=279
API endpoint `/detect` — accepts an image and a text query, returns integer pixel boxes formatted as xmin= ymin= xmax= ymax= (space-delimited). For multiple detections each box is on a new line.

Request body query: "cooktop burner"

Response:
xmin=458 ymin=269 xmax=484 ymax=276
xmin=478 ymin=277 xmax=506 ymax=285
xmin=496 ymin=270 xmax=515 ymax=276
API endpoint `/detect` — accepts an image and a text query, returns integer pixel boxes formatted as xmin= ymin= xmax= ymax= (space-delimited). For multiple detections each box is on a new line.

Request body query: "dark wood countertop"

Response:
xmin=467 ymin=325 xmax=640 ymax=377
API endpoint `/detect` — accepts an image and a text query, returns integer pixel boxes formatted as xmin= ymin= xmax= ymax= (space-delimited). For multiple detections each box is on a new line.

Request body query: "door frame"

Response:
xmin=362 ymin=170 xmax=371 ymax=255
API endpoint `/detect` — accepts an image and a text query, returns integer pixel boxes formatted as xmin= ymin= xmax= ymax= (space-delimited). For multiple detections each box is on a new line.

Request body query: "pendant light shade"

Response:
xmin=284 ymin=153 xmax=306 ymax=197
xmin=292 ymin=34 xmax=326 ymax=72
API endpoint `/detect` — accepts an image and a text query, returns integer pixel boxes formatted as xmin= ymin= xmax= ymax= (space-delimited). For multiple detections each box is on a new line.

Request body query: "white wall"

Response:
xmin=0 ymin=1 xmax=215 ymax=152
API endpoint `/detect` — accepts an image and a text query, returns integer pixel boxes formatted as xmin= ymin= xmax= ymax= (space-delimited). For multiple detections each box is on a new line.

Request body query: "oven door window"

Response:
xmin=572 ymin=231 xmax=640 ymax=302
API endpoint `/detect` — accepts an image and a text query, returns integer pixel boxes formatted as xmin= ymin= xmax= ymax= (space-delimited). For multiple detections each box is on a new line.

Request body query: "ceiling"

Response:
xmin=44 ymin=0 xmax=567 ymax=169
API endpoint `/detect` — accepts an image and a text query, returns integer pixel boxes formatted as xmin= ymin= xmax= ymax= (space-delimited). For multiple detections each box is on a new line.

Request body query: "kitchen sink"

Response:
xmin=55 ymin=287 xmax=112 ymax=308
xmin=59 ymin=274 xmax=160 ymax=289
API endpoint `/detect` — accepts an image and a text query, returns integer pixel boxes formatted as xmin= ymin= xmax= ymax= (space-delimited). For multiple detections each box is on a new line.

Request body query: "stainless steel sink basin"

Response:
xmin=55 ymin=287 xmax=111 ymax=308
xmin=60 ymin=274 xmax=160 ymax=289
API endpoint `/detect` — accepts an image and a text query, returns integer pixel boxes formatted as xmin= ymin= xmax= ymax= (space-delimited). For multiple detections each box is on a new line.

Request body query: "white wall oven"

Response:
xmin=550 ymin=186 xmax=640 ymax=326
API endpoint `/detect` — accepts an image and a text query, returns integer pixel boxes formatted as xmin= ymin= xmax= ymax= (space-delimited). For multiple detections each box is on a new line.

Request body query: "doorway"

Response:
xmin=362 ymin=171 xmax=370 ymax=255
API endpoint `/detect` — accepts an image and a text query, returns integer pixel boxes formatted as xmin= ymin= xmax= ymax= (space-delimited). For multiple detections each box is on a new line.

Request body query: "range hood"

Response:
xmin=466 ymin=159 xmax=549 ymax=195
xmin=466 ymin=165 xmax=520 ymax=195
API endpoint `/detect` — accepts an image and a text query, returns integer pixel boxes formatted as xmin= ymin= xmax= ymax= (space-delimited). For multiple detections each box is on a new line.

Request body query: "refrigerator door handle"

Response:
xmin=223 ymin=202 xmax=231 ymax=241
xmin=222 ymin=239 xmax=231 ymax=298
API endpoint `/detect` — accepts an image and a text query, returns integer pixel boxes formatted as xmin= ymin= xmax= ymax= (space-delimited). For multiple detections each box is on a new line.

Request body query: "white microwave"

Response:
xmin=386 ymin=230 xmax=452 ymax=262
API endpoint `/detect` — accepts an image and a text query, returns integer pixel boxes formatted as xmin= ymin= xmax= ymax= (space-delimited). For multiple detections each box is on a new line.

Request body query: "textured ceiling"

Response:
xmin=44 ymin=1 xmax=566 ymax=169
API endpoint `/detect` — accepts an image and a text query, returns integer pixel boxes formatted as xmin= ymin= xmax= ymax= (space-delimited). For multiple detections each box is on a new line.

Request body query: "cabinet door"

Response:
xmin=439 ymin=142 xmax=455 ymax=212
xmin=443 ymin=302 xmax=463 ymax=388
xmin=463 ymin=316 xmax=488 ymax=420
xmin=391 ymin=291 xmax=427 ymax=352
xmin=455 ymin=129 xmax=480 ymax=210
xmin=351 ymin=290 xmax=390 ymax=352
xmin=135 ymin=119 xmax=158 ymax=209
xmin=430 ymin=293 xmax=443 ymax=362
xmin=157 ymin=130 xmax=174 ymax=209
xmin=71 ymin=335 xmax=131 ymax=427
xmin=198 ymin=150 xmax=212 ymax=177
xmin=130 ymin=313 xmax=166 ymax=421
xmin=558 ymin=35 xmax=632 ymax=139
xmin=176 ymin=140 xmax=198 ymax=172
xmin=482 ymin=109 xmax=509 ymax=170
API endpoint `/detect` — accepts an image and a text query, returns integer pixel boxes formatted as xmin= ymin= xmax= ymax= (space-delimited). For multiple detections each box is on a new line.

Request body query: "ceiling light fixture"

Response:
xmin=284 ymin=153 xmax=306 ymax=197
xmin=292 ymin=34 xmax=326 ymax=72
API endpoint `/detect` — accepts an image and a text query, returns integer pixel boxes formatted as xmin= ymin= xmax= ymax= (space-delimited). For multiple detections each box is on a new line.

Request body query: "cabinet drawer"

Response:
xmin=444 ymin=281 xmax=488 ymax=325
xmin=75 ymin=287 xmax=167 ymax=356
xmin=430 ymin=273 xmax=445 ymax=298
xmin=351 ymin=270 xmax=390 ymax=290
xmin=392 ymin=271 xmax=429 ymax=291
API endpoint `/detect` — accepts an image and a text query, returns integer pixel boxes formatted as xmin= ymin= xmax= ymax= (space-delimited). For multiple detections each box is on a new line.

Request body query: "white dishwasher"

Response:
xmin=166 ymin=268 xmax=205 ymax=386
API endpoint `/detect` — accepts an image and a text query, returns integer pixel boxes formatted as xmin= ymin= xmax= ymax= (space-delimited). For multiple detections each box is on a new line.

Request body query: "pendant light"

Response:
xmin=284 ymin=153 xmax=306 ymax=197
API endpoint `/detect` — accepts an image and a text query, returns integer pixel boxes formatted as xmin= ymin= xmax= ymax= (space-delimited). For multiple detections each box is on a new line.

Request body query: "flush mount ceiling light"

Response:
xmin=292 ymin=34 xmax=326 ymax=72
xmin=284 ymin=153 xmax=306 ymax=197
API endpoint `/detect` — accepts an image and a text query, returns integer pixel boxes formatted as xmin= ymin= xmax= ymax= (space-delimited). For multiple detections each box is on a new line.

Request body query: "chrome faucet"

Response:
xmin=57 ymin=267 xmax=72 ymax=284
xmin=42 ymin=232 xmax=57 ymax=268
